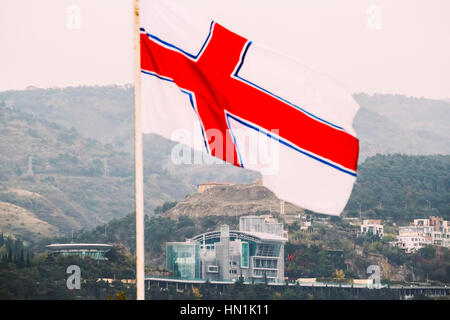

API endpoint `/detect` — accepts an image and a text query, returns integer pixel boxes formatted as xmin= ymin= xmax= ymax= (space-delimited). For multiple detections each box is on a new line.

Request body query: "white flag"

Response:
xmin=139 ymin=1 xmax=360 ymax=215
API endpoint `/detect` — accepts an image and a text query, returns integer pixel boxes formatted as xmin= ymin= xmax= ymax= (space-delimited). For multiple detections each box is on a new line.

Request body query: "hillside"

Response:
xmin=1 ymin=87 xmax=450 ymax=241
xmin=0 ymin=98 xmax=257 ymax=242
xmin=161 ymin=154 xmax=450 ymax=223
xmin=345 ymin=154 xmax=450 ymax=222
xmin=353 ymin=93 xmax=450 ymax=160
xmin=0 ymin=200 xmax=58 ymax=239
xmin=163 ymin=181 xmax=304 ymax=219
xmin=0 ymin=105 xmax=192 ymax=240
xmin=39 ymin=207 xmax=449 ymax=285
xmin=1 ymin=87 xmax=449 ymax=162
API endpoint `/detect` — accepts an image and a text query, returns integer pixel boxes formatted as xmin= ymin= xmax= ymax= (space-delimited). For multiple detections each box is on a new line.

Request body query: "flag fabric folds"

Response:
xmin=139 ymin=1 xmax=360 ymax=215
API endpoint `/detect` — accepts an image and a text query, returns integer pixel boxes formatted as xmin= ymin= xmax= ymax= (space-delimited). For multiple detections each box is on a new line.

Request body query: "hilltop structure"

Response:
xmin=197 ymin=182 xmax=235 ymax=193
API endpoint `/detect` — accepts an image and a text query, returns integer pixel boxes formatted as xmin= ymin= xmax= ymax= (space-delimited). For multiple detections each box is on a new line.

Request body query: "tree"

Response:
xmin=17 ymin=249 xmax=25 ymax=269
xmin=419 ymin=245 xmax=436 ymax=260
xmin=191 ymin=287 xmax=203 ymax=299
xmin=107 ymin=291 xmax=128 ymax=300
xmin=335 ymin=269 xmax=345 ymax=280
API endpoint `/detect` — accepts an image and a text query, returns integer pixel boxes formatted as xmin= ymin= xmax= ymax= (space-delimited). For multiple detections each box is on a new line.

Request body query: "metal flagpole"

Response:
xmin=133 ymin=0 xmax=145 ymax=300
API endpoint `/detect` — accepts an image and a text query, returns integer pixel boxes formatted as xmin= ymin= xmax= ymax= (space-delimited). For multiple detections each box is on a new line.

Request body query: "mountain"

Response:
xmin=0 ymin=95 xmax=257 ymax=242
xmin=353 ymin=93 xmax=450 ymax=160
xmin=162 ymin=154 xmax=450 ymax=223
xmin=345 ymin=154 xmax=450 ymax=222
xmin=163 ymin=180 xmax=304 ymax=219
xmin=0 ymin=105 xmax=141 ymax=240
xmin=1 ymin=87 xmax=449 ymax=161
xmin=1 ymin=87 xmax=449 ymax=241
xmin=0 ymin=86 xmax=135 ymax=151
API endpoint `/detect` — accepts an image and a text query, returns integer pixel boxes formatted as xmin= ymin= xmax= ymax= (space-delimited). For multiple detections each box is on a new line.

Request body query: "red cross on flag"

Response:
xmin=139 ymin=1 xmax=360 ymax=215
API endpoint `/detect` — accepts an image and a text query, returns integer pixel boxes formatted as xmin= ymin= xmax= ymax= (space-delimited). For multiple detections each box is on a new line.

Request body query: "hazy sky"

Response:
xmin=0 ymin=0 xmax=449 ymax=99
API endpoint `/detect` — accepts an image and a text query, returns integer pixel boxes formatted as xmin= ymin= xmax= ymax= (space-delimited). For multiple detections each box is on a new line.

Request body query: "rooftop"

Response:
xmin=45 ymin=243 xmax=113 ymax=251
xmin=191 ymin=229 xmax=287 ymax=243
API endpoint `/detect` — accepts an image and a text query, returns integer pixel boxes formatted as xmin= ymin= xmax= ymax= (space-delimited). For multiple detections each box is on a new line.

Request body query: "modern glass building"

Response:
xmin=45 ymin=243 xmax=113 ymax=260
xmin=166 ymin=242 xmax=201 ymax=279
xmin=165 ymin=216 xmax=288 ymax=283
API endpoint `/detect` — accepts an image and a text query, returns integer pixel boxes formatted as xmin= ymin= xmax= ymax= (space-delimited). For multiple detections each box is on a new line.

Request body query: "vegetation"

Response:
xmin=0 ymin=234 xmax=33 ymax=269
xmin=345 ymin=154 xmax=450 ymax=222
xmin=1 ymin=88 xmax=450 ymax=299
xmin=154 ymin=201 xmax=178 ymax=214
xmin=0 ymin=242 xmax=136 ymax=299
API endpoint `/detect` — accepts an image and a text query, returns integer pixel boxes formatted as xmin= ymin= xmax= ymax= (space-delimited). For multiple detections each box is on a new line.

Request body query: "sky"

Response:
xmin=0 ymin=0 xmax=449 ymax=99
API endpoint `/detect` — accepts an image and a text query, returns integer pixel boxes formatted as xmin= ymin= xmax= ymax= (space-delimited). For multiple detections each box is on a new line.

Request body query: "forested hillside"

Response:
xmin=0 ymin=100 xmax=256 ymax=241
xmin=345 ymin=154 xmax=450 ymax=222
xmin=158 ymin=154 xmax=450 ymax=223
xmin=0 ymin=105 xmax=223 ymax=240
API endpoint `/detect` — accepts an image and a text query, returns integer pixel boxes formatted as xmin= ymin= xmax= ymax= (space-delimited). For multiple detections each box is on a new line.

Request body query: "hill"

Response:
xmin=0 ymin=105 xmax=192 ymax=240
xmin=1 ymin=87 xmax=450 ymax=241
xmin=163 ymin=181 xmax=303 ymax=219
xmin=345 ymin=154 xmax=450 ymax=222
xmin=0 ymin=200 xmax=58 ymax=239
xmin=1 ymin=87 xmax=449 ymax=162
xmin=353 ymin=93 xmax=450 ymax=160
xmin=161 ymin=154 xmax=450 ymax=223
xmin=0 ymin=97 xmax=257 ymax=242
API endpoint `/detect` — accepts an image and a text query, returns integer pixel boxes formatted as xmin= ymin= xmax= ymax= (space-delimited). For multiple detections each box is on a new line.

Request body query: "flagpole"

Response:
xmin=133 ymin=0 xmax=145 ymax=300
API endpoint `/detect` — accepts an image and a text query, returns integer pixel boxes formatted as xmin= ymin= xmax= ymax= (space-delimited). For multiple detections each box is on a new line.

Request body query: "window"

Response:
xmin=207 ymin=265 xmax=219 ymax=273
xmin=253 ymin=258 xmax=278 ymax=269
xmin=241 ymin=242 xmax=249 ymax=268
xmin=256 ymin=244 xmax=279 ymax=257
xmin=253 ymin=269 xmax=277 ymax=278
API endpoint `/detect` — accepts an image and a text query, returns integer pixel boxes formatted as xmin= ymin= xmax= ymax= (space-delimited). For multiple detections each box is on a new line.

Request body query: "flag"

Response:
xmin=139 ymin=1 xmax=359 ymax=215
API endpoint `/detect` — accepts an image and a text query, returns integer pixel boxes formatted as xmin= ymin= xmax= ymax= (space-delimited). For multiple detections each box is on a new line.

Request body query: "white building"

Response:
xmin=396 ymin=235 xmax=431 ymax=253
xmin=395 ymin=216 xmax=449 ymax=252
xmin=360 ymin=219 xmax=384 ymax=237
xmin=442 ymin=221 xmax=450 ymax=248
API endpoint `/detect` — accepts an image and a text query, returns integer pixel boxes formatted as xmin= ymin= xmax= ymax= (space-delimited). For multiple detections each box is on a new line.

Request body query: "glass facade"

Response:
xmin=253 ymin=269 xmax=277 ymax=278
xmin=58 ymin=250 xmax=107 ymax=260
xmin=46 ymin=244 xmax=112 ymax=261
xmin=255 ymin=243 xmax=280 ymax=257
xmin=253 ymin=257 xmax=278 ymax=269
xmin=166 ymin=243 xmax=201 ymax=279
xmin=241 ymin=242 xmax=249 ymax=268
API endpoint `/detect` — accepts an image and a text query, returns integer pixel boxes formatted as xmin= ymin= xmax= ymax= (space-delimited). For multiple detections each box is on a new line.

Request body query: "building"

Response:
xmin=46 ymin=243 xmax=113 ymax=260
xmin=360 ymin=219 xmax=384 ymax=237
xmin=165 ymin=215 xmax=288 ymax=283
xmin=395 ymin=216 xmax=450 ymax=252
xmin=397 ymin=224 xmax=433 ymax=253
xmin=429 ymin=216 xmax=444 ymax=232
xmin=197 ymin=182 xmax=235 ymax=193
xmin=396 ymin=234 xmax=431 ymax=253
